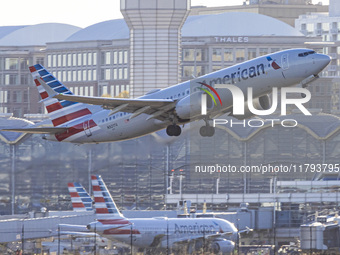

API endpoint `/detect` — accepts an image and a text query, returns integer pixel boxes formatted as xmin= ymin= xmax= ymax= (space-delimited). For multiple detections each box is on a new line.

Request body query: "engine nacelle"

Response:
xmin=231 ymin=94 xmax=271 ymax=120
xmin=212 ymin=239 xmax=235 ymax=254
xmin=175 ymin=91 xmax=212 ymax=119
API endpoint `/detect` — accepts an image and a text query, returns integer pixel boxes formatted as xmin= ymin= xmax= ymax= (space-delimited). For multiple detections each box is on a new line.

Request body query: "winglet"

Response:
xmin=37 ymin=77 xmax=58 ymax=99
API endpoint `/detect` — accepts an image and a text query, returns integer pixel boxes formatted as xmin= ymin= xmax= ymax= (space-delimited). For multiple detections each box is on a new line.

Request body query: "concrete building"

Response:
xmin=295 ymin=0 xmax=340 ymax=113
xmin=121 ymin=0 xmax=190 ymax=97
xmin=190 ymin=0 xmax=328 ymax=27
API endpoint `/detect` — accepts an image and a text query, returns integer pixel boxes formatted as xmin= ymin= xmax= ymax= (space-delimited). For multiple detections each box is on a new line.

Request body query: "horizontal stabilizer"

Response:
xmin=1 ymin=127 xmax=68 ymax=134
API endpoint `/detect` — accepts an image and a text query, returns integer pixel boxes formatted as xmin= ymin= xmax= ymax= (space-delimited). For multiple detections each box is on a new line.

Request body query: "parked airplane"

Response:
xmin=2 ymin=49 xmax=330 ymax=143
xmin=66 ymin=175 xmax=239 ymax=254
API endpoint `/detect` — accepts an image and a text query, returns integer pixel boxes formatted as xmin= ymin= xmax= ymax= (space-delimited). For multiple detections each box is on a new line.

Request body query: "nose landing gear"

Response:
xmin=199 ymin=125 xmax=215 ymax=137
xmin=200 ymin=119 xmax=215 ymax=137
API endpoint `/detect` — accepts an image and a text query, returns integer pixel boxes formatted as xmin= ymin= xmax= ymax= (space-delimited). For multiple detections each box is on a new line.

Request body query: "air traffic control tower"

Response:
xmin=121 ymin=0 xmax=190 ymax=98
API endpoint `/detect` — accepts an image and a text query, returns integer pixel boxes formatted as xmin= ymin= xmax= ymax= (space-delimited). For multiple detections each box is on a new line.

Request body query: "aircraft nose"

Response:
xmin=316 ymin=54 xmax=331 ymax=69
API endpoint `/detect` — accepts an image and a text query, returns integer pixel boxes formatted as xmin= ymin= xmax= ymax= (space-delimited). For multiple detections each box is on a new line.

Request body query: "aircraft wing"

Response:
xmin=1 ymin=127 xmax=68 ymax=134
xmin=55 ymin=94 xmax=176 ymax=120
xmin=37 ymin=77 xmax=176 ymax=121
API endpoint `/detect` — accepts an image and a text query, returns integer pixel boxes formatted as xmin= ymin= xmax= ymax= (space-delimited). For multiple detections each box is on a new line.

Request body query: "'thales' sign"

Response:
xmin=213 ymin=36 xmax=249 ymax=43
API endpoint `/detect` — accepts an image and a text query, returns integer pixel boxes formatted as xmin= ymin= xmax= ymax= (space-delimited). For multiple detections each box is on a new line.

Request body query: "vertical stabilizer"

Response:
xmin=29 ymin=64 xmax=93 ymax=126
xmin=67 ymin=182 xmax=94 ymax=212
xmin=91 ymin=175 xmax=124 ymax=219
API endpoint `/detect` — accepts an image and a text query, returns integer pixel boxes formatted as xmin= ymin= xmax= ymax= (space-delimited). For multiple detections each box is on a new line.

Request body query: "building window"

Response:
xmin=88 ymin=70 xmax=92 ymax=81
xmin=83 ymin=53 xmax=87 ymax=66
xmin=67 ymin=54 xmax=72 ymax=67
xmin=235 ymin=49 xmax=245 ymax=62
xmin=68 ymin=71 xmax=72 ymax=82
xmin=73 ymin=54 xmax=77 ymax=66
xmin=118 ymin=68 xmax=123 ymax=79
xmin=73 ymin=70 xmax=77 ymax=81
xmin=83 ymin=70 xmax=87 ymax=81
xmin=63 ymin=54 xmax=67 ymax=67
xmin=113 ymin=69 xmax=117 ymax=79
xmin=47 ymin=55 xmax=52 ymax=67
xmin=93 ymin=52 xmax=97 ymax=65
xmin=5 ymin=74 xmax=18 ymax=85
xmin=101 ymin=69 xmax=111 ymax=80
xmin=119 ymin=51 xmax=123 ymax=64
xmin=306 ymin=23 xmax=314 ymax=34
xmin=36 ymin=57 xmax=44 ymax=66
xmin=248 ymin=48 xmax=257 ymax=60
xmin=259 ymin=48 xmax=268 ymax=56
xmin=212 ymin=48 xmax=222 ymax=62
xmin=63 ymin=71 xmax=67 ymax=82
xmin=78 ymin=70 xmax=82 ymax=81
xmin=20 ymin=75 xmax=29 ymax=85
xmin=0 ymin=91 xmax=8 ymax=103
xmin=124 ymin=68 xmax=128 ymax=79
xmin=183 ymin=49 xmax=195 ymax=61
xmin=20 ymin=58 xmax=29 ymax=70
xmin=322 ymin=22 xmax=329 ymax=33
xmin=113 ymin=52 xmax=118 ymax=64
xmin=78 ymin=53 xmax=82 ymax=66
xmin=106 ymin=52 xmax=111 ymax=65
xmin=212 ymin=66 xmax=222 ymax=72
xmin=58 ymin=55 xmax=62 ymax=67
xmin=224 ymin=48 xmax=233 ymax=62
xmin=53 ymin=55 xmax=57 ymax=67
xmin=93 ymin=69 xmax=97 ymax=80
xmin=183 ymin=66 xmax=204 ymax=77
xmin=88 ymin=52 xmax=92 ymax=66
xmin=5 ymin=58 xmax=19 ymax=70
xmin=124 ymin=50 xmax=128 ymax=64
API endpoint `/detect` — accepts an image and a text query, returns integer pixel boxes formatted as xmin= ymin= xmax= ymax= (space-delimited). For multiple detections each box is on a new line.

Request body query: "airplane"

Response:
xmin=65 ymin=175 xmax=239 ymax=254
xmin=2 ymin=49 xmax=330 ymax=143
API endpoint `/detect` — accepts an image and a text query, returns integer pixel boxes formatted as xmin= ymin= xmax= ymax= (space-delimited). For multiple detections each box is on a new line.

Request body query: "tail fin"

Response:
xmin=29 ymin=64 xmax=92 ymax=127
xmin=91 ymin=175 xmax=124 ymax=219
xmin=67 ymin=182 xmax=94 ymax=212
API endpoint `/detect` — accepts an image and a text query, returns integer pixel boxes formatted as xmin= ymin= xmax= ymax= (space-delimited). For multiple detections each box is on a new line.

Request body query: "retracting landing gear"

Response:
xmin=200 ymin=119 xmax=215 ymax=137
xmin=166 ymin=124 xmax=182 ymax=136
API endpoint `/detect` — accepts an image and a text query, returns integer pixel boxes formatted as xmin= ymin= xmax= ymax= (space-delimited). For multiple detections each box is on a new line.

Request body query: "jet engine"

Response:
xmin=231 ymin=94 xmax=271 ymax=120
xmin=212 ymin=239 xmax=235 ymax=254
xmin=175 ymin=91 xmax=212 ymax=120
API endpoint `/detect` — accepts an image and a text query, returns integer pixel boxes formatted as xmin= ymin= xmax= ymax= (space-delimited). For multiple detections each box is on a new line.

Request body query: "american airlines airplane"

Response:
xmin=3 ymin=49 xmax=330 ymax=143
xmin=66 ymin=175 xmax=238 ymax=254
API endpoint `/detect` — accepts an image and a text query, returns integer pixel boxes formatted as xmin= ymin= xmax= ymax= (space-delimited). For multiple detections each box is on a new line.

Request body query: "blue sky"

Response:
xmin=0 ymin=0 xmax=329 ymax=28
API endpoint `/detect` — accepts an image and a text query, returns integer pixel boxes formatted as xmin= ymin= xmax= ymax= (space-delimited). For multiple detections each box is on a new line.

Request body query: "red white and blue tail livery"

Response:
xmin=67 ymin=182 xmax=93 ymax=212
xmin=91 ymin=175 xmax=124 ymax=219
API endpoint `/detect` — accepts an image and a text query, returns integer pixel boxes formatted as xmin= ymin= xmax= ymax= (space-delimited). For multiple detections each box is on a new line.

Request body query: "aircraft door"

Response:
xmin=83 ymin=120 xmax=92 ymax=137
xmin=281 ymin=54 xmax=289 ymax=70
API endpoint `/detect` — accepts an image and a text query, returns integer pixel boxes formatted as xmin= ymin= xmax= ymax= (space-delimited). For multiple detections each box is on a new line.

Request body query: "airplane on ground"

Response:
xmin=65 ymin=175 xmax=239 ymax=254
xmin=2 ymin=49 xmax=330 ymax=143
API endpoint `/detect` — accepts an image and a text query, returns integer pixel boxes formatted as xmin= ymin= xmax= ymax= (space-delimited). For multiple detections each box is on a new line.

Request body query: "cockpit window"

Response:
xmin=298 ymin=51 xmax=316 ymax=57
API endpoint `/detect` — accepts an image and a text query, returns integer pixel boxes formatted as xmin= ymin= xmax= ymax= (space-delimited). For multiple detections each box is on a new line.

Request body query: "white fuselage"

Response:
xmin=44 ymin=49 xmax=330 ymax=143
xmin=89 ymin=217 xmax=237 ymax=249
